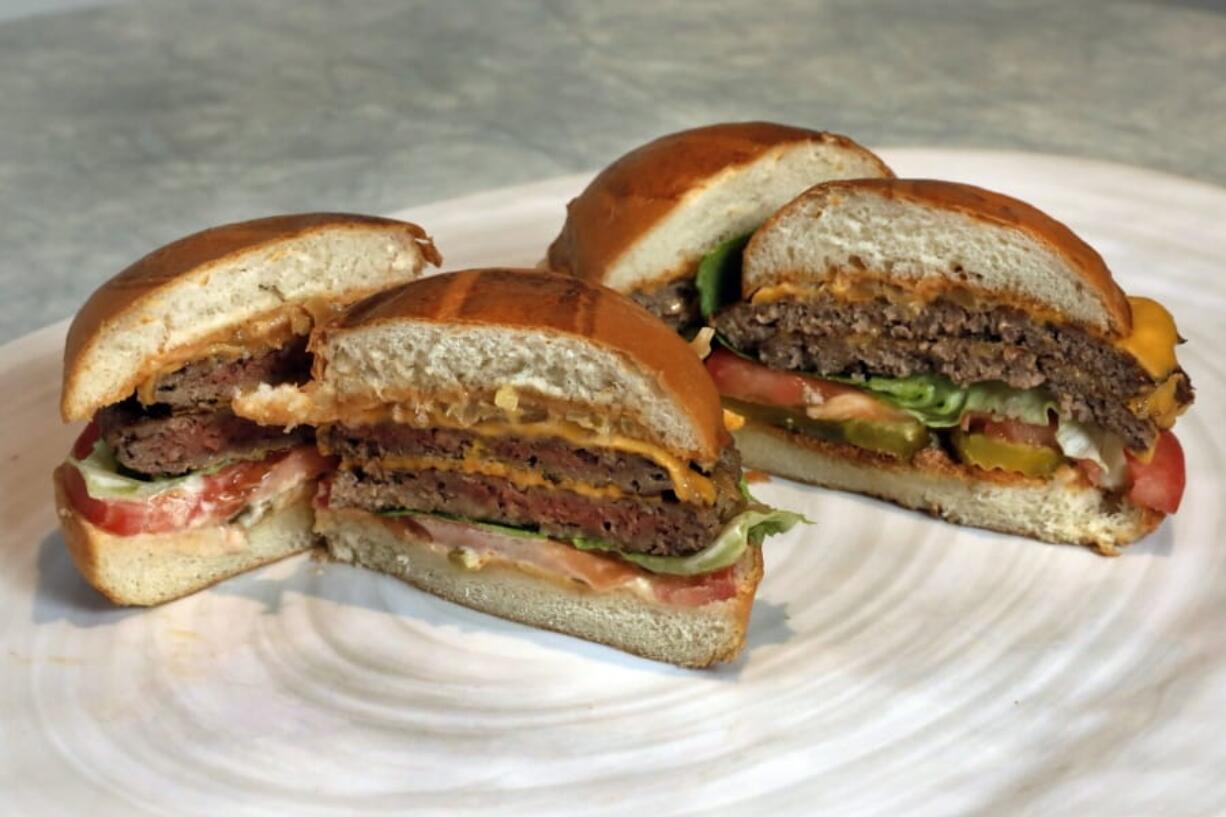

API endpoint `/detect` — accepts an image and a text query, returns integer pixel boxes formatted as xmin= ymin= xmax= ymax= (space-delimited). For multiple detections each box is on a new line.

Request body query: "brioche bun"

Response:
xmin=547 ymin=122 xmax=893 ymax=293
xmin=732 ymin=421 xmax=1160 ymax=554
xmin=743 ymin=179 xmax=1131 ymax=336
xmin=237 ymin=269 xmax=730 ymax=466
xmin=316 ymin=505 xmax=763 ymax=668
xmin=53 ymin=466 xmax=318 ymax=606
xmin=62 ymin=213 xmax=441 ymax=422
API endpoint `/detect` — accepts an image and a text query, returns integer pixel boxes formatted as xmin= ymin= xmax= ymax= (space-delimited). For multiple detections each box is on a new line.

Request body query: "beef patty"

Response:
xmin=150 ymin=337 xmax=311 ymax=408
xmin=97 ymin=401 xmax=309 ymax=477
xmin=324 ymin=424 xmax=747 ymax=556
xmin=94 ymin=341 xmax=314 ymax=477
xmin=714 ymin=295 xmax=1193 ymax=450
xmin=631 ymin=278 xmax=701 ymax=335
xmin=321 ymin=423 xmax=741 ymax=499
xmin=330 ymin=467 xmax=736 ymax=557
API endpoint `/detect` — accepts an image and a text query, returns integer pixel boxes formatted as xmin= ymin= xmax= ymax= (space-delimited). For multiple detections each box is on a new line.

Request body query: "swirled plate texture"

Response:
xmin=2 ymin=150 xmax=1224 ymax=816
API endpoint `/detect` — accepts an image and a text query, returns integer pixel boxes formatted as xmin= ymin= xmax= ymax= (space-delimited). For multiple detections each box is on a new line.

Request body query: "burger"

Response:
xmin=53 ymin=213 xmax=440 ymax=604
xmin=546 ymin=121 xmax=893 ymax=335
xmin=234 ymin=268 xmax=804 ymax=666
xmin=701 ymin=179 xmax=1193 ymax=552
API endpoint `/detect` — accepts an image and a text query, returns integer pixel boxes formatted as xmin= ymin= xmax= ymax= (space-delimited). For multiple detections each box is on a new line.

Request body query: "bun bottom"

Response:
xmin=733 ymin=421 xmax=1162 ymax=554
xmin=315 ymin=506 xmax=763 ymax=667
xmin=52 ymin=465 xmax=319 ymax=606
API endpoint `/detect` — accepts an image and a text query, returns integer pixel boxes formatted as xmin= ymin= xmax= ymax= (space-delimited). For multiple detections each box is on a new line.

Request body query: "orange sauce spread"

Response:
xmin=748 ymin=275 xmax=1072 ymax=328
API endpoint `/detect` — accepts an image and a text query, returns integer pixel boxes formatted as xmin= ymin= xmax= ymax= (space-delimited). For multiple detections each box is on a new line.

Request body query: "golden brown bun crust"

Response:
xmin=63 ymin=213 xmax=442 ymax=391
xmin=546 ymin=122 xmax=894 ymax=285
xmin=332 ymin=268 xmax=731 ymax=455
xmin=797 ymin=179 xmax=1133 ymax=335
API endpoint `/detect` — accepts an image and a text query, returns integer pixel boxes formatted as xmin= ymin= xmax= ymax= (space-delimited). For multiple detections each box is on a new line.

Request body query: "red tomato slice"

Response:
xmin=1076 ymin=458 xmax=1105 ymax=487
xmin=1126 ymin=431 xmax=1186 ymax=514
xmin=706 ymin=348 xmax=807 ymax=407
xmin=651 ymin=566 xmax=738 ymax=606
xmin=704 ymin=348 xmax=907 ymax=422
xmin=968 ymin=415 xmax=1059 ymax=448
xmin=62 ymin=463 xmax=205 ymax=535
xmin=64 ymin=445 xmax=333 ymax=536
xmin=390 ymin=512 xmax=739 ymax=607
xmin=72 ymin=421 xmax=101 ymax=460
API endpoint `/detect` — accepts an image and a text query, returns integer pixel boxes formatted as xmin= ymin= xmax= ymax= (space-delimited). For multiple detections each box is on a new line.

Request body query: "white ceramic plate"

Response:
xmin=2 ymin=150 xmax=1224 ymax=817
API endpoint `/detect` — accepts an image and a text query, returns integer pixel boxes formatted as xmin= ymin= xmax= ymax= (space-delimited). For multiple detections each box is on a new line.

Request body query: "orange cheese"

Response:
xmin=722 ymin=408 xmax=746 ymax=432
xmin=462 ymin=417 xmax=716 ymax=506
xmin=1129 ymin=374 xmax=1187 ymax=432
xmin=367 ymin=450 xmax=631 ymax=501
xmin=750 ymin=283 xmax=815 ymax=305
xmin=237 ymin=391 xmax=718 ymax=505
xmin=1117 ymin=297 xmax=1180 ymax=379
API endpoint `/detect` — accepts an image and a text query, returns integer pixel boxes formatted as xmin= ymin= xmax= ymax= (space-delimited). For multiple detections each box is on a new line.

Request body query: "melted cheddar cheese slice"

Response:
xmin=236 ymin=388 xmax=718 ymax=506
xmin=1129 ymin=374 xmax=1187 ymax=432
xmin=367 ymin=451 xmax=632 ymax=501
xmin=722 ymin=408 xmax=746 ymax=432
xmin=461 ymin=417 xmax=717 ymax=505
xmin=1117 ymin=296 xmax=1180 ymax=379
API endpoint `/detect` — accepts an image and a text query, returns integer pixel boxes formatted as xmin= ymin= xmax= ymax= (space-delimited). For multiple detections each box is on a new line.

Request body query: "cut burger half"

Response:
xmin=701 ymin=179 xmax=1193 ymax=553
xmin=546 ymin=121 xmax=894 ymax=335
xmin=235 ymin=269 xmax=805 ymax=667
xmin=54 ymin=213 xmax=441 ymax=605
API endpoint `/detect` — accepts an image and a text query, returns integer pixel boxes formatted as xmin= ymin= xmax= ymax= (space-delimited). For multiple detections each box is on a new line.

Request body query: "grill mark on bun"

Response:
xmin=441 ymin=269 xmax=481 ymax=320
xmin=321 ymin=269 xmax=731 ymax=462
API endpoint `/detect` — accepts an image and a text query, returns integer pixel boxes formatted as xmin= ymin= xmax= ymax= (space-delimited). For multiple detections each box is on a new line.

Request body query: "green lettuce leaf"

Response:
xmin=69 ymin=437 xmax=213 ymax=500
xmin=383 ymin=503 xmax=808 ymax=578
xmin=379 ymin=509 xmax=548 ymax=540
xmin=962 ymin=381 xmax=1058 ymax=426
xmin=574 ymin=506 xmax=807 ymax=576
xmin=695 ymin=232 xmax=753 ymax=319
xmin=738 ymin=474 xmax=753 ymax=501
xmin=1054 ymin=419 xmax=1127 ymax=488
xmin=831 ymin=373 xmax=1057 ymax=428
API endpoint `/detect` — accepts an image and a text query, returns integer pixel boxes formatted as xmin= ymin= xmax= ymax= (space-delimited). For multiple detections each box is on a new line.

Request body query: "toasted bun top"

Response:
xmin=743 ymin=179 xmax=1131 ymax=336
xmin=546 ymin=121 xmax=893 ymax=294
xmin=61 ymin=213 xmax=440 ymax=421
xmin=247 ymin=269 xmax=729 ymax=464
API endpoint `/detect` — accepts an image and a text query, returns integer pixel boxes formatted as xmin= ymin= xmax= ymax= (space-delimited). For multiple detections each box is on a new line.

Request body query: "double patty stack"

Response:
xmin=235 ymin=268 xmax=801 ymax=666
xmin=96 ymin=338 xmax=312 ymax=478
xmin=53 ymin=213 xmax=440 ymax=605
xmin=321 ymin=424 xmax=746 ymax=558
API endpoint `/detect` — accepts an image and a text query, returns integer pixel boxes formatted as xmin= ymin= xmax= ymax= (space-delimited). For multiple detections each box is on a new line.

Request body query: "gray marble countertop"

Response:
xmin=2 ymin=0 xmax=1224 ymax=343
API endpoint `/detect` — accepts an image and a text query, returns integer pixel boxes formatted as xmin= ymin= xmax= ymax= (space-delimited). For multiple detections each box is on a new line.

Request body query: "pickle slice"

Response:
xmin=949 ymin=430 xmax=1063 ymax=477
xmin=724 ymin=398 xmax=929 ymax=459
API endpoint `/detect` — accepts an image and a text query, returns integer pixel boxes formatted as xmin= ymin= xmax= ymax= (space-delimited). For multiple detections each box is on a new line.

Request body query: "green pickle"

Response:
xmin=724 ymin=398 xmax=929 ymax=459
xmin=949 ymin=430 xmax=1063 ymax=477
xmin=840 ymin=419 xmax=930 ymax=459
